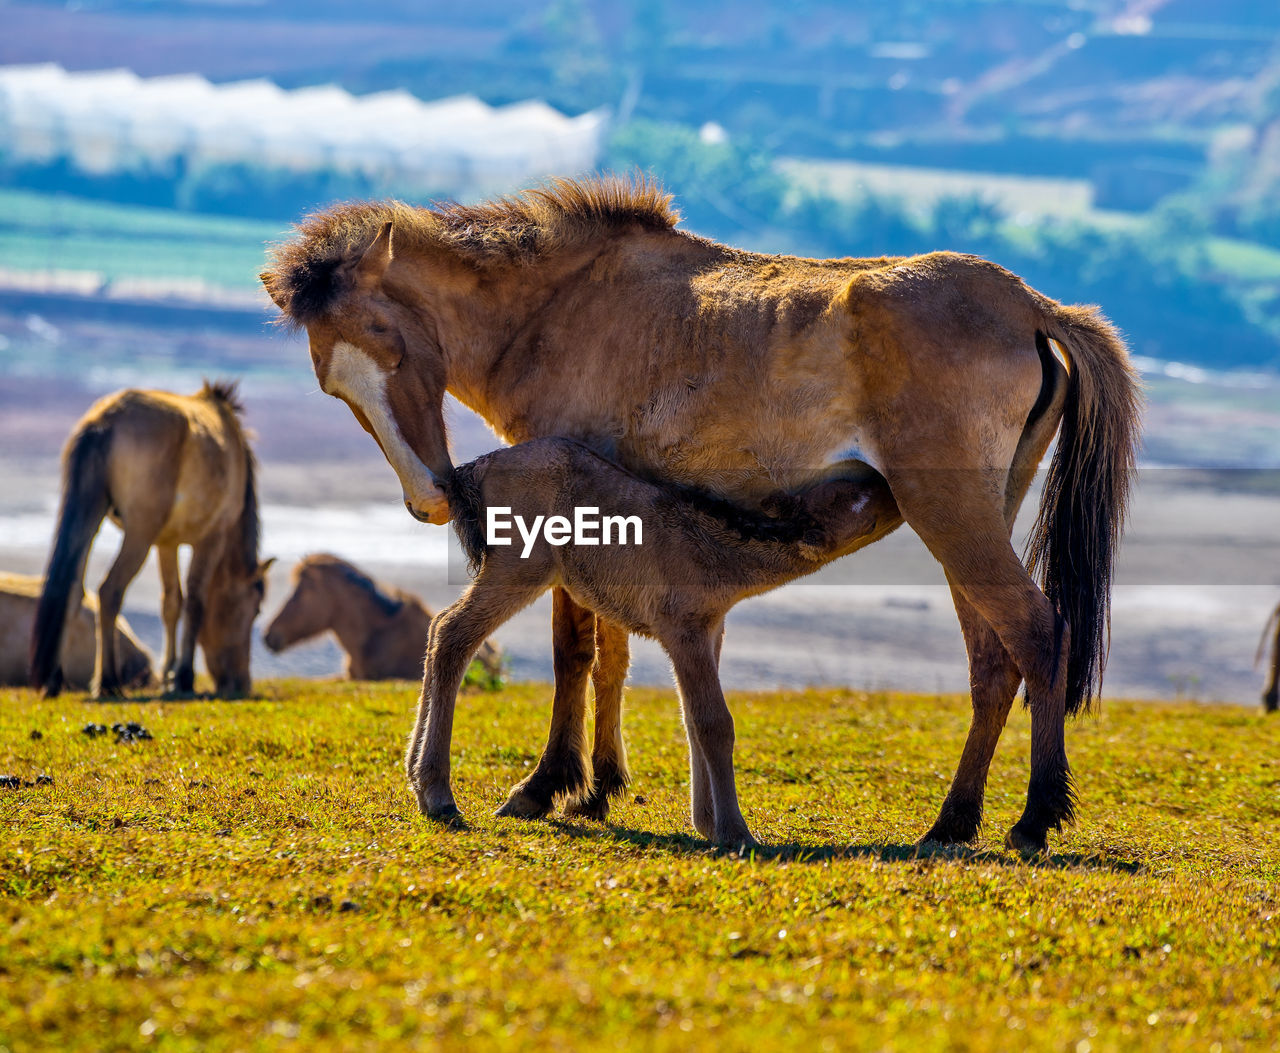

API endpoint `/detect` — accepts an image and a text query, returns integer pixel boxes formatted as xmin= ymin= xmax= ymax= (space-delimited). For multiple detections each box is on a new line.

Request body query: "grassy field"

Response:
xmin=2 ymin=681 xmax=1277 ymax=1050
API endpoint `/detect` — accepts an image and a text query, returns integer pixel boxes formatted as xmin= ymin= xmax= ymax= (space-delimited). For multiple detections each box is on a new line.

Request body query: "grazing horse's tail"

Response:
xmin=1026 ymin=305 xmax=1143 ymax=716
xmin=30 ymin=423 xmax=113 ymax=696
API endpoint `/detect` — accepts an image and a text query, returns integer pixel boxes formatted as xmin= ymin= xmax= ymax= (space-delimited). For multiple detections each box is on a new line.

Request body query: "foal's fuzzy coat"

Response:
xmin=406 ymin=438 xmax=898 ymax=845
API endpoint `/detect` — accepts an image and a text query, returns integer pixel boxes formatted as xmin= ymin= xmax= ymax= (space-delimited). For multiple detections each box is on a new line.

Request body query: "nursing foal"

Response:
xmin=407 ymin=437 xmax=898 ymax=846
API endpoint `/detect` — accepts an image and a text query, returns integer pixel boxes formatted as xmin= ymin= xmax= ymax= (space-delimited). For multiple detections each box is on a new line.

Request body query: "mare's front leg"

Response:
xmin=669 ymin=625 xmax=757 ymax=848
xmin=498 ymin=588 xmax=594 ymax=818
xmin=564 ymin=616 xmax=632 ymax=820
xmin=172 ymin=538 xmax=220 ymax=695
xmin=410 ymin=580 xmax=537 ymax=821
xmin=156 ymin=544 xmax=182 ymax=690
xmin=92 ymin=527 xmax=158 ymax=699
xmin=918 ymin=580 xmax=1021 ymax=846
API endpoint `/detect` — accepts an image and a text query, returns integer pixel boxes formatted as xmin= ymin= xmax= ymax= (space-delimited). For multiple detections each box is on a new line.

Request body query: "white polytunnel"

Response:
xmin=0 ymin=63 xmax=609 ymax=194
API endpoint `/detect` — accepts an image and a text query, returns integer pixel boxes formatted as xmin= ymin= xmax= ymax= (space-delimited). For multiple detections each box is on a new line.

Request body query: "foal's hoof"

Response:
xmin=416 ymin=796 xmax=463 ymax=825
xmin=496 ymin=787 xmax=552 ymax=820
xmin=91 ymin=683 xmax=123 ymax=702
xmin=1004 ymin=824 xmax=1048 ymax=858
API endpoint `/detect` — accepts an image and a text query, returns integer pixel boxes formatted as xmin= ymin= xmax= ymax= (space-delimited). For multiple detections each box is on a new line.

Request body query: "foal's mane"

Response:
xmin=262 ymin=175 xmax=679 ymax=326
xmin=300 ymin=554 xmax=402 ymax=618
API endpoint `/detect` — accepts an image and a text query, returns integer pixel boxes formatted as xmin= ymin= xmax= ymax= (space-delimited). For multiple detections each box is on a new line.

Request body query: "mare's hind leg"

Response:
xmin=156 ymin=544 xmax=182 ymax=689
xmin=498 ymin=589 xmax=594 ymax=819
xmin=918 ymin=581 xmax=1021 ymax=846
xmin=890 ymin=476 xmax=1071 ymax=856
xmin=410 ymin=581 xmax=538 ymax=821
xmin=93 ymin=528 xmax=159 ymax=699
xmin=564 ymin=617 xmax=632 ymax=820
xmin=172 ymin=537 xmax=221 ymax=694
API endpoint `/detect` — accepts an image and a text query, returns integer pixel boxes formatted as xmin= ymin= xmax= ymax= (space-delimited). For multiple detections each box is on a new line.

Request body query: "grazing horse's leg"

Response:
xmin=172 ymin=538 xmax=221 ymax=695
xmin=410 ymin=582 xmax=537 ymax=821
xmin=918 ymin=581 xmax=1022 ymax=846
xmin=889 ymin=474 xmax=1071 ymax=856
xmin=668 ymin=624 xmax=756 ymax=848
xmin=156 ymin=544 xmax=183 ymax=689
xmin=498 ymin=588 xmax=594 ymax=818
xmin=564 ymin=617 xmax=632 ymax=820
xmin=93 ymin=527 xmax=159 ymax=699
xmin=1263 ymin=605 xmax=1280 ymax=714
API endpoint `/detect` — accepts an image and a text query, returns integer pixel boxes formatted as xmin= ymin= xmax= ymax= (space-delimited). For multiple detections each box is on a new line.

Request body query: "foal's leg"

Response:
xmin=410 ymin=583 xmax=537 ymax=820
xmin=564 ymin=617 xmax=632 ymax=820
xmin=156 ymin=544 xmax=183 ymax=689
xmin=93 ymin=527 xmax=159 ymax=699
xmin=891 ymin=478 xmax=1071 ymax=856
xmin=498 ymin=588 xmax=595 ymax=818
xmin=687 ymin=625 xmax=725 ymax=839
xmin=172 ymin=537 xmax=221 ymax=695
xmin=668 ymin=627 xmax=756 ymax=848
xmin=918 ymin=580 xmax=1022 ymax=846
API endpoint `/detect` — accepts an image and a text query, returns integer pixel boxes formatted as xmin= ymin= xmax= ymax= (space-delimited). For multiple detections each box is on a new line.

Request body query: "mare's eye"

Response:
xmin=370 ymin=323 xmax=389 ymax=335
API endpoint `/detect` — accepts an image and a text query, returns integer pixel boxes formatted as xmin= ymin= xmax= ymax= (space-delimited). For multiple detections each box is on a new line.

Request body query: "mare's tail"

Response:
xmin=30 ymin=424 xmax=113 ymax=696
xmin=1026 ymin=305 xmax=1143 ymax=715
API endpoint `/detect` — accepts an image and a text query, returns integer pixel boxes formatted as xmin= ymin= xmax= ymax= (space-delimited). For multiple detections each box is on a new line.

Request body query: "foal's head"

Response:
xmin=773 ymin=474 xmax=899 ymax=558
xmin=262 ymin=212 xmax=454 ymax=524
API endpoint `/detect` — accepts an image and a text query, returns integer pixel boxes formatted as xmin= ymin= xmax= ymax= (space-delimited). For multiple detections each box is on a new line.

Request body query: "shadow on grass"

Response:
xmin=540 ymin=817 xmax=1144 ymax=874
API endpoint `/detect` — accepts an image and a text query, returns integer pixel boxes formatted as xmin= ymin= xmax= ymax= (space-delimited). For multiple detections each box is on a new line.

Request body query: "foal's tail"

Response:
xmin=441 ymin=461 xmax=489 ymax=575
xmin=30 ymin=423 xmax=113 ymax=696
xmin=1026 ymin=305 xmax=1143 ymax=715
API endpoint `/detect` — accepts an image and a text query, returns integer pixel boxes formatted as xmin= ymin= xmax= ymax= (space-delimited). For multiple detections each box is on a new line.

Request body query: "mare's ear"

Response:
xmin=260 ymin=272 xmax=289 ymax=310
xmin=355 ymin=222 xmax=394 ymax=289
xmin=258 ymin=557 xmax=277 ymax=578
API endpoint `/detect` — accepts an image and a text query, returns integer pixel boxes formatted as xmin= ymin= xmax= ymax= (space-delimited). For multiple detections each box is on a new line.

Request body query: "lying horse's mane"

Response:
xmin=300 ymin=553 xmax=402 ymax=618
xmin=445 ymin=442 xmax=826 ymax=579
xmin=262 ymin=175 xmax=679 ymax=326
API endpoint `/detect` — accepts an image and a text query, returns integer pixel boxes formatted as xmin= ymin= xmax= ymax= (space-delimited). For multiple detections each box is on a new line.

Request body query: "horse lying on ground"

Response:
xmin=408 ymin=437 xmax=898 ymax=846
xmin=263 ymin=175 xmax=1141 ymax=854
xmin=263 ymin=553 xmax=503 ymax=681
xmin=30 ymin=381 xmax=272 ymax=699
xmin=1260 ymin=603 xmax=1280 ymax=713
xmin=1 ymin=572 xmax=152 ymax=690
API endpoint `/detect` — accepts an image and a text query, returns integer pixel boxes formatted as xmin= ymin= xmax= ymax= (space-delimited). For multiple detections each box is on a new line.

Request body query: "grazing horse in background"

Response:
xmin=262 ymin=176 xmax=1141 ymax=854
xmin=1260 ymin=604 xmax=1280 ymax=713
xmin=263 ymin=552 xmax=503 ymax=681
xmin=412 ymin=438 xmax=899 ymax=843
xmin=1 ymin=572 xmax=152 ymax=690
xmin=30 ymin=381 xmax=272 ymax=699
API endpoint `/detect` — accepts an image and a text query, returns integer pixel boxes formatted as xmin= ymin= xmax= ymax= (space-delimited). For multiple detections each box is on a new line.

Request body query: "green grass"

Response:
xmin=0 ymin=189 xmax=286 ymax=290
xmin=2 ymin=682 xmax=1278 ymax=1051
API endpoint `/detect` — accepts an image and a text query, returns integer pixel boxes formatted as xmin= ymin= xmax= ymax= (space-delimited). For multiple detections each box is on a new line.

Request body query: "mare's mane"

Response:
xmin=262 ymin=175 xmax=679 ymax=326
xmin=301 ymin=554 xmax=402 ymax=618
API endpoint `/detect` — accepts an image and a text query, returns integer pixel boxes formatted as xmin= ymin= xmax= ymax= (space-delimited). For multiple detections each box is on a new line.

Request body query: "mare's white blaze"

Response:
xmin=325 ymin=342 xmax=443 ymax=518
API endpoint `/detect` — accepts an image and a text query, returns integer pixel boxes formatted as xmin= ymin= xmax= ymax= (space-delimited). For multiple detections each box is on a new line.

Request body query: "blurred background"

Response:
xmin=1 ymin=0 xmax=1278 ymax=701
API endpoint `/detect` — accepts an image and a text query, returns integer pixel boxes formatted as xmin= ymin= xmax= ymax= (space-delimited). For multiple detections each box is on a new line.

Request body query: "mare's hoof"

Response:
xmin=424 ymin=801 xmax=464 ymax=826
xmin=496 ymin=787 xmax=552 ymax=820
xmin=1004 ymin=825 xmax=1048 ymax=858
xmin=917 ymin=821 xmax=979 ymax=849
xmin=714 ymin=827 xmax=761 ymax=852
xmin=563 ymin=791 xmax=610 ymax=821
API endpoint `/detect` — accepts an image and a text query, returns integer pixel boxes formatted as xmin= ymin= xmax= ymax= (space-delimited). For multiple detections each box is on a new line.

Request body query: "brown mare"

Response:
xmin=412 ymin=438 xmax=899 ymax=843
xmin=1260 ymin=603 xmax=1280 ymax=713
xmin=31 ymin=382 xmax=272 ymax=699
xmin=1 ymin=572 xmax=152 ymax=690
xmin=263 ymin=552 xmax=502 ymax=681
xmin=262 ymin=177 xmax=1142 ymax=854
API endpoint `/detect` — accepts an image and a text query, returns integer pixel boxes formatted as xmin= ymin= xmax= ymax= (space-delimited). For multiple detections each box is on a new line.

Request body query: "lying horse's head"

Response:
xmin=262 ymin=213 xmax=454 ymax=525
